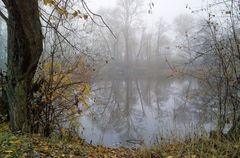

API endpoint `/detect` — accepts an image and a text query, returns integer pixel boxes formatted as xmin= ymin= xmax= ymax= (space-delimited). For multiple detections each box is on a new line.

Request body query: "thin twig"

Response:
xmin=81 ymin=0 xmax=116 ymax=39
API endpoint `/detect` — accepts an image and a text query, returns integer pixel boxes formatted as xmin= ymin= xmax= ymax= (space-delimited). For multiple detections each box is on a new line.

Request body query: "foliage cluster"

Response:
xmin=27 ymin=55 xmax=93 ymax=136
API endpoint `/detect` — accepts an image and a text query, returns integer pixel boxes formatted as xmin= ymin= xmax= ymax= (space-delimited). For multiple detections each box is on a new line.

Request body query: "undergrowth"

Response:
xmin=0 ymin=123 xmax=240 ymax=158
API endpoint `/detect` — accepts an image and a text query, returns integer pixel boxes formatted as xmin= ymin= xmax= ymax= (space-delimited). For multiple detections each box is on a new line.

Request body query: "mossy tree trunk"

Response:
xmin=4 ymin=0 xmax=43 ymax=132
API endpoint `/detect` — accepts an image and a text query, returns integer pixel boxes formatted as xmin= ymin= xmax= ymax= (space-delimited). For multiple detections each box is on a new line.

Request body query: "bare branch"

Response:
xmin=0 ymin=10 xmax=7 ymax=22
xmin=39 ymin=12 xmax=94 ymax=60
xmin=81 ymin=0 xmax=117 ymax=39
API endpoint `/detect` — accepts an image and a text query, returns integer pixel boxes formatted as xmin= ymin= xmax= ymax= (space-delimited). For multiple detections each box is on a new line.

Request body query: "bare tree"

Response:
xmin=178 ymin=1 xmax=240 ymax=138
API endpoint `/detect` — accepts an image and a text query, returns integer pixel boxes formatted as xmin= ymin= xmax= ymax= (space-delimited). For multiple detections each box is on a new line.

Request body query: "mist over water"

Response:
xmin=79 ymin=67 xmax=216 ymax=147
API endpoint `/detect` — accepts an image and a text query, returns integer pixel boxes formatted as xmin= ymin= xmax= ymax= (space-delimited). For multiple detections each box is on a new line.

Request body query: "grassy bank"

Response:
xmin=0 ymin=123 xmax=240 ymax=158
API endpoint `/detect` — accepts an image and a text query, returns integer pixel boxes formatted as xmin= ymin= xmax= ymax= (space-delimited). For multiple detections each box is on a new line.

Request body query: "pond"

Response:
xmin=79 ymin=76 xmax=216 ymax=147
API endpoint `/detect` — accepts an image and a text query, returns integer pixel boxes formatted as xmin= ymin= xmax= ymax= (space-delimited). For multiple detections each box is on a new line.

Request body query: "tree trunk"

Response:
xmin=0 ymin=74 xmax=8 ymax=122
xmin=5 ymin=0 xmax=43 ymax=132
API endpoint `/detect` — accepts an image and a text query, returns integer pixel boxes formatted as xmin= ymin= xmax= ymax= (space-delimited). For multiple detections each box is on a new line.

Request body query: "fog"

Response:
xmin=77 ymin=0 xmax=239 ymax=147
xmin=0 ymin=0 xmax=239 ymax=148
xmin=73 ymin=0 xmax=223 ymax=147
xmin=88 ymin=0 xmax=204 ymax=23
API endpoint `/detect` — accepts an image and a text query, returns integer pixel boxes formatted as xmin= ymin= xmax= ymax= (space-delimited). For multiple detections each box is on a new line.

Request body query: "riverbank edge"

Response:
xmin=0 ymin=123 xmax=240 ymax=158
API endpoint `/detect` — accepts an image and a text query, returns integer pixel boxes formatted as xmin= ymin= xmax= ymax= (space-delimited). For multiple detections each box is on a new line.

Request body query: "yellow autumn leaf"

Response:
xmin=60 ymin=128 xmax=65 ymax=134
xmin=234 ymin=145 xmax=239 ymax=148
xmin=9 ymin=140 xmax=21 ymax=144
xmin=61 ymin=75 xmax=72 ymax=84
xmin=79 ymin=96 xmax=89 ymax=109
xmin=4 ymin=150 xmax=13 ymax=153
xmin=44 ymin=146 xmax=49 ymax=151
xmin=82 ymin=83 xmax=91 ymax=96
xmin=57 ymin=7 xmax=68 ymax=17
xmin=43 ymin=0 xmax=55 ymax=6
xmin=3 ymin=155 xmax=11 ymax=158
xmin=70 ymin=106 xmax=78 ymax=114
xmin=72 ymin=11 xmax=78 ymax=17
xmin=43 ymin=0 xmax=49 ymax=5
xmin=104 ymin=154 xmax=108 ymax=158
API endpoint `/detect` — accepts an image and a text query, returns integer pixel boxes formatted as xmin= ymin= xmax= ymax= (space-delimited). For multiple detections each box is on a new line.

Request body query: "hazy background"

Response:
xmin=87 ymin=0 xmax=206 ymax=24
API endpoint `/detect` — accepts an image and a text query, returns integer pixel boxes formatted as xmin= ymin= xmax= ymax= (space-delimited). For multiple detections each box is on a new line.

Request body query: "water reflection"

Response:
xmin=79 ymin=77 xmax=215 ymax=147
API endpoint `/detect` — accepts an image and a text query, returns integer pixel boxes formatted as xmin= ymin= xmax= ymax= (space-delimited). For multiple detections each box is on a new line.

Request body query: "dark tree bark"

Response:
xmin=0 ymin=71 xmax=8 ymax=121
xmin=4 ymin=0 xmax=43 ymax=132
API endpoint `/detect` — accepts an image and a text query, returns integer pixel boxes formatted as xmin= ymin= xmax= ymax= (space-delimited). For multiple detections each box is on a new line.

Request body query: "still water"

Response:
xmin=79 ymin=77 xmax=216 ymax=147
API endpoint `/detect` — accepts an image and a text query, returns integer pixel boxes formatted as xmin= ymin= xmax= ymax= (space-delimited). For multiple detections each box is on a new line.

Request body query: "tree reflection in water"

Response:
xmin=79 ymin=77 xmax=215 ymax=147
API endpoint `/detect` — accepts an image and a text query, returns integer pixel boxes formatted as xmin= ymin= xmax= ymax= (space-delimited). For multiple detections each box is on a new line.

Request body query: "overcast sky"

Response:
xmin=87 ymin=0 xmax=206 ymax=25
